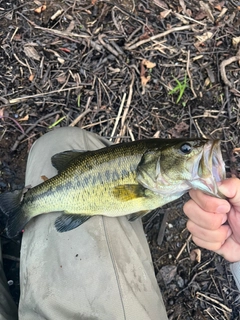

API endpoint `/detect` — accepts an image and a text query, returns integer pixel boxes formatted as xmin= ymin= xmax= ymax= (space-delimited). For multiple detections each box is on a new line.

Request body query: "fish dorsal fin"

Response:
xmin=51 ymin=150 xmax=87 ymax=173
xmin=112 ymin=184 xmax=146 ymax=201
xmin=54 ymin=214 xmax=91 ymax=232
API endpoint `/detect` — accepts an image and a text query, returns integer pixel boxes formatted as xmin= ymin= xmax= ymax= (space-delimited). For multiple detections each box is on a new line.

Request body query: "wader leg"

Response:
xmin=17 ymin=127 xmax=168 ymax=320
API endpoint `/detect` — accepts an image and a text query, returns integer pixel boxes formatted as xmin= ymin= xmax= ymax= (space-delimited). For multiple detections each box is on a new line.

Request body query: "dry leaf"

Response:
xmin=141 ymin=75 xmax=151 ymax=86
xmin=153 ymin=0 xmax=169 ymax=9
xmin=196 ymin=32 xmax=213 ymax=43
xmin=200 ymin=1 xmax=214 ymax=23
xmin=19 ymin=114 xmax=29 ymax=121
xmin=232 ymin=36 xmax=240 ymax=48
xmin=190 ymin=249 xmax=201 ymax=263
xmin=194 ymin=10 xmax=207 ymax=20
xmin=168 ymin=122 xmax=189 ymax=138
xmin=204 ymin=77 xmax=211 ymax=86
xmin=142 ymin=59 xmax=156 ymax=68
xmin=29 ymin=74 xmax=35 ymax=82
xmin=179 ymin=0 xmax=186 ymax=14
xmin=160 ymin=9 xmax=171 ymax=19
xmin=56 ymin=75 xmax=67 ymax=84
xmin=215 ymin=1 xmax=225 ymax=11
xmin=153 ymin=131 xmax=160 ymax=138
xmin=34 ymin=5 xmax=47 ymax=13
xmin=24 ymin=45 xmax=40 ymax=61
xmin=13 ymin=34 xmax=21 ymax=41
xmin=186 ymin=9 xmax=192 ymax=16
xmin=215 ymin=4 xmax=222 ymax=11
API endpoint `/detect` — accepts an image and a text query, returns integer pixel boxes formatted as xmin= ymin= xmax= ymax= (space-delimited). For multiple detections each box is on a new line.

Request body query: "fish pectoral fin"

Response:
xmin=54 ymin=214 xmax=91 ymax=232
xmin=51 ymin=150 xmax=88 ymax=173
xmin=112 ymin=184 xmax=146 ymax=201
xmin=128 ymin=210 xmax=150 ymax=221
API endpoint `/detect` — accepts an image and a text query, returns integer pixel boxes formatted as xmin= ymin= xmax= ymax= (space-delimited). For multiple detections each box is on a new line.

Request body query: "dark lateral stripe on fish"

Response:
xmin=0 ymin=138 xmax=225 ymax=238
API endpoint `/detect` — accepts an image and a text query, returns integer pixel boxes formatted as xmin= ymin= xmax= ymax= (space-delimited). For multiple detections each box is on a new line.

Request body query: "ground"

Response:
xmin=0 ymin=0 xmax=240 ymax=319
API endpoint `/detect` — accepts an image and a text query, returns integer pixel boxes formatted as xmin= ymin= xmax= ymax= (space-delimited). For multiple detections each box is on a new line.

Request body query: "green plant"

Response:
xmin=169 ymin=73 xmax=188 ymax=103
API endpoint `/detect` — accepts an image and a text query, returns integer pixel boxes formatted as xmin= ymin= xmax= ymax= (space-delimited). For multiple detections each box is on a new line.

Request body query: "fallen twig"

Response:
xmin=69 ymin=109 xmax=92 ymax=127
xmin=125 ymin=25 xmax=194 ymax=50
xmin=196 ymin=291 xmax=232 ymax=313
xmin=98 ymin=34 xmax=120 ymax=57
xmin=110 ymin=92 xmax=126 ymax=141
xmin=220 ymin=49 xmax=240 ymax=93
xmin=175 ymin=233 xmax=192 ymax=261
xmin=0 ymin=116 xmax=25 ymax=134
xmin=9 ymin=85 xmax=91 ymax=104
xmin=11 ymin=111 xmax=61 ymax=151
xmin=116 ymin=70 xmax=135 ymax=143
xmin=186 ymin=50 xmax=197 ymax=99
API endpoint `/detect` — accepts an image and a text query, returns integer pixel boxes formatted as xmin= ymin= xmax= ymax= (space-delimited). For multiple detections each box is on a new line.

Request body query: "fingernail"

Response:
xmin=227 ymin=228 xmax=232 ymax=238
xmin=216 ymin=205 xmax=229 ymax=214
xmin=221 ymin=215 xmax=227 ymax=224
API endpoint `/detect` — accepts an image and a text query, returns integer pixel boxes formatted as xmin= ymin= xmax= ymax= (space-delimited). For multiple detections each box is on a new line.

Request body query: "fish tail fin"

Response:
xmin=0 ymin=190 xmax=29 ymax=238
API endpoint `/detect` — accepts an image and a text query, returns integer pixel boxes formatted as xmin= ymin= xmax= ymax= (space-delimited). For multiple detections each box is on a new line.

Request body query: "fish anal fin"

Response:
xmin=51 ymin=150 xmax=87 ymax=173
xmin=112 ymin=184 xmax=146 ymax=201
xmin=54 ymin=214 xmax=91 ymax=233
xmin=128 ymin=210 xmax=150 ymax=221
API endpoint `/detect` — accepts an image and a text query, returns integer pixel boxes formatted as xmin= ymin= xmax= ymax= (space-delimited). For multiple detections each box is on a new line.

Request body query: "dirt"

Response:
xmin=0 ymin=0 xmax=240 ymax=319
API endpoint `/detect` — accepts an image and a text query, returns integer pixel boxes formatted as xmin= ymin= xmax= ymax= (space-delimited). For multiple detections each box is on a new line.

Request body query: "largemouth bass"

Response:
xmin=0 ymin=138 xmax=225 ymax=238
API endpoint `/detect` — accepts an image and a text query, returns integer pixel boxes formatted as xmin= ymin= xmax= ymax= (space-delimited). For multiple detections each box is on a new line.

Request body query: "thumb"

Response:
xmin=218 ymin=178 xmax=240 ymax=211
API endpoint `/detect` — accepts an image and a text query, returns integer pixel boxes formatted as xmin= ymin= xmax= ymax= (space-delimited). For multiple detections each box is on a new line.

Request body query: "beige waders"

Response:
xmin=0 ymin=128 xmax=168 ymax=320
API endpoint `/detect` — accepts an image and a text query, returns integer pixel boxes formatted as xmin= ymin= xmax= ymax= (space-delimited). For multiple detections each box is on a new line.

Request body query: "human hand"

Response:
xmin=183 ymin=178 xmax=240 ymax=262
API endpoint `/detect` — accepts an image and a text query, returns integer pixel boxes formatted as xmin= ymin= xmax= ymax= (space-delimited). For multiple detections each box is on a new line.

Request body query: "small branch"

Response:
xmin=175 ymin=233 xmax=192 ymax=261
xmin=9 ymin=85 xmax=91 ymax=104
xmin=196 ymin=291 xmax=232 ymax=313
xmin=69 ymin=109 xmax=92 ymax=127
xmin=110 ymin=92 xmax=126 ymax=141
xmin=186 ymin=50 xmax=197 ymax=99
xmin=220 ymin=49 xmax=240 ymax=92
xmin=11 ymin=111 xmax=60 ymax=151
xmin=116 ymin=71 xmax=135 ymax=143
xmin=125 ymin=25 xmax=194 ymax=50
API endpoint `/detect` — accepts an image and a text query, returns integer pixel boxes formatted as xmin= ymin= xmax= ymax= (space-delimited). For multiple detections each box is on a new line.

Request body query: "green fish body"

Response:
xmin=0 ymin=138 xmax=225 ymax=238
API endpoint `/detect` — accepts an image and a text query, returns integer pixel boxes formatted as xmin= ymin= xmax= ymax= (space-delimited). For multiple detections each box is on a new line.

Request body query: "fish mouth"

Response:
xmin=189 ymin=140 xmax=226 ymax=198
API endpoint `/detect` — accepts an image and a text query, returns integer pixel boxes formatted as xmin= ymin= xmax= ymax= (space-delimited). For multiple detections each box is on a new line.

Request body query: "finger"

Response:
xmin=192 ymin=235 xmax=224 ymax=252
xmin=228 ymin=208 xmax=240 ymax=244
xmin=218 ymin=178 xmax=240 ymax=211
xmin=184 ymin=200 xmax=227 ymax=230
xmin=187 ymin=220 xmax=231 ymax=244
xmin=188 ymin=189 xmax=230 ymax=214
xmin=216 ymin=236 xmax=240 ymax=262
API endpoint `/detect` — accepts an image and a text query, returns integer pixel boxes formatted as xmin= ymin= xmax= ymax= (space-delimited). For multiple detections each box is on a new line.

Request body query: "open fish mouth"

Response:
xmin=189 ymin=140 xmax=226 ymax=198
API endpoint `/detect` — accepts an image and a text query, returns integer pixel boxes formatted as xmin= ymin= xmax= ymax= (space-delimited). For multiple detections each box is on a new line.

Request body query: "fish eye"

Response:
xmin=180 ymin=143 xmax=192 ymax=154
